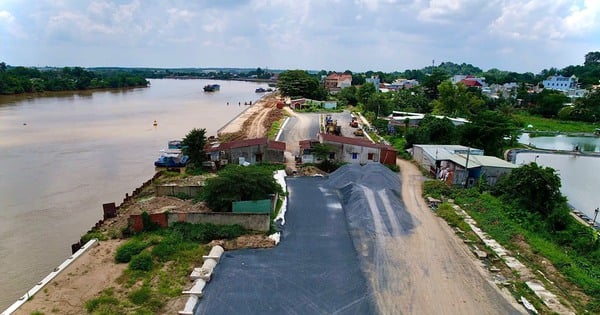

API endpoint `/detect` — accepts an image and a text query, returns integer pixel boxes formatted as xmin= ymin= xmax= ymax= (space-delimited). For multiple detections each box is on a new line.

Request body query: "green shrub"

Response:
xmin=169 ymin=222 xmax=246 ymax=243
xmin=128 ymin=286 xmax=152 ymax=305
xmin=85 ymin=295 xmax=119 ymax=313
xmin=115 ymin=240 xmax=148 ymax=263
xmin=423 ymin=179 xmax=453 ymax=200
xmin=151 ymin=236 xmax=196 ymax=262
xmin=129 ymin=251 xmax=153 ymax=271
xmin=80 ymin=230 xmax=107 ymax=244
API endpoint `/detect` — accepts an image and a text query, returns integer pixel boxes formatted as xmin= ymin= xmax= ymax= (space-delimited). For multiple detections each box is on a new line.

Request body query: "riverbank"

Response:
xmin=4 ymin=91 xmax=281 ymax=315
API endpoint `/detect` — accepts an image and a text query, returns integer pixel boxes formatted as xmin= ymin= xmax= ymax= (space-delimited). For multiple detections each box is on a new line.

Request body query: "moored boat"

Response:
xmin=155 ymin=140 xmax=189 ymax=168
xmin=204 ymin=84 xmax=220 ymax=92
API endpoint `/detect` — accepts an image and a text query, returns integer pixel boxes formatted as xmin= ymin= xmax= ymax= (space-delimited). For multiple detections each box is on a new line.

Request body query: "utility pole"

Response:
xmin=594 ymin=207 xmax=599 ymax=227
xmin=463 ymin=147 xmax=471 ymax=188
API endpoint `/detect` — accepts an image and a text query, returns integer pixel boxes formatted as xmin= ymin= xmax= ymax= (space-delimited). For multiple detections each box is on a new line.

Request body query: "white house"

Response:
xmin=542 ymin=75 xmax=578 ymax=92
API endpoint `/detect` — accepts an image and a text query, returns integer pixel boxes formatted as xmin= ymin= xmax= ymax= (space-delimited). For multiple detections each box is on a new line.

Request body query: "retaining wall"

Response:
xmin=129 ymin=212 xmax=270 ymax=232
xmin=155 ymin=185 xmax=202 ymax=197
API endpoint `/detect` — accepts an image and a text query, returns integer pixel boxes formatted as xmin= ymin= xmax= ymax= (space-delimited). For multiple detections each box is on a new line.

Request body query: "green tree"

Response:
xmin=365 ymin=92 xmax=391 ymax=117
xmin=182 ymin=128 xmax=207 ymax=166
xmin=531 ymin=90 xmax=569 ymax=118
xmin=391 ymin=87 xmax=431 ymax=113
xmin=422 ymin=68 xmax=449 ymax=100
xmin=311 ymin=143 xmax=333 ymax=160
xmin=459 ymin=110 xmax=515 ymax=157
xmin=405 ymin=115 xmax=458 ymax=147
xmin=357 ymin=81 xmax=376 ymax=105
xmin=336 ymin=86 xmax=358 ymax=106
xmin=584 ymin=51 xmax=600 ymax=66
xmin=203 ymin=165 xmax=282 ymax=212
xmin=570 ymin=89 xmax=600 ymax=122
xmin=431 ymin=81 xmax=484 ymax=117
xmin=277 ymin=70 xmax=326 ymax=100
xmin=493 ymin=163 xmax=566 ymax=218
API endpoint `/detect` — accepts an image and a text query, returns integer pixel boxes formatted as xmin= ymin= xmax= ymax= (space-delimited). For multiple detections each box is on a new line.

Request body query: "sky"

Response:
xmin=1 ymin=0 xmax=599 ymax=73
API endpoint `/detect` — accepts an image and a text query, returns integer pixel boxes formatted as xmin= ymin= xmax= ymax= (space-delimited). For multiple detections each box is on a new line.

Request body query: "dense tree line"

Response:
xmin=0 ymin=62 xmax=149 ymax=94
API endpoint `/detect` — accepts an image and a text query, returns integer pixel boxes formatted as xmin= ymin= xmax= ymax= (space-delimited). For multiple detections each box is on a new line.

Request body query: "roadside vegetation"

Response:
xmin=424 ymin=163 xmax=600 ymax=314
xmin=84 ymin=222 xmax=246 ymax=314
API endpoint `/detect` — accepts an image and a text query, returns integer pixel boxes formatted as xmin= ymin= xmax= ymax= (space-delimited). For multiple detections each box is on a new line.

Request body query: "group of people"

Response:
xmin=226 ymin=101 xmax=253 ymax=106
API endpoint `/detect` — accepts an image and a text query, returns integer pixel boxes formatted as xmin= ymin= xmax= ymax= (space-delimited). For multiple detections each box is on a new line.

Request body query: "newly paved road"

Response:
xmin=194 ymin=176 xmax=377 ymax=314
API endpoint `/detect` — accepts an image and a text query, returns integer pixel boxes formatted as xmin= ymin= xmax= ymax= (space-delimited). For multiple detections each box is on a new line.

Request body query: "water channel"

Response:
xmin=516 ymin=133 xmax=600 ymax=220
xmin=0 ymin=79 xmax=266 ymax=309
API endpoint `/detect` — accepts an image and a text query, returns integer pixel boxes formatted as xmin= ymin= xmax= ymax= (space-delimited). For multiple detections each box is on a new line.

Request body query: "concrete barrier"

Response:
xmin=182 ymin=279 xmax=206 ymax=296
xmin=202 ymin=245 xmax=224 ymax=262
xmin=178 ymin=295 xmax=199 ymax=315
xmin=181 ymin=245 xmax=224 ymax=314
xmin=2 ymin=239 xmax=99 ymax=315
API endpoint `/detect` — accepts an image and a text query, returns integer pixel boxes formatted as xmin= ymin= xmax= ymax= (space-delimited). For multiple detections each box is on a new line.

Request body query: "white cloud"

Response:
xmin=2 ymin=0 xmax=598 ymax=72
xmin=0 ymin=10 xmax=27 ymax=39
xmin=563 ymin=0 xmax=600 ymax=34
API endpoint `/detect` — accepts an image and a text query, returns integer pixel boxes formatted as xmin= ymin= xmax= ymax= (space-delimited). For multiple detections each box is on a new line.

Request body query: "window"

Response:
xmin=367 ymin=153 xmax=374 ymax=160
xmin=351 ymin=153 xmax=358 ymax=160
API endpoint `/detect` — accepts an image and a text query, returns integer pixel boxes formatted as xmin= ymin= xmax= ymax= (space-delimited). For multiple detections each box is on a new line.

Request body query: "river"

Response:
xmin=0 ymin=79 xmax=266 ymax=309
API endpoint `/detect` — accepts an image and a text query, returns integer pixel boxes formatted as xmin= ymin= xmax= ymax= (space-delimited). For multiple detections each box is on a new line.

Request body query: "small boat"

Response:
xmin=154 ymin=149 xmax=189 ymax=167
xmin=154 ymin=140 xmax=189 ymax=168
xmin=255 ymin=87 xmax=267 ymax=93
xmin=204 ymin=84 xmax=220 ymax=92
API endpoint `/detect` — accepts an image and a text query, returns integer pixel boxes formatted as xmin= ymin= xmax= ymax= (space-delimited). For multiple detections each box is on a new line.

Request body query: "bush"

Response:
xmin=129 ymin=286 xmax=152 ymax=305
xmin=423 ymin=179 xmax=454 ymax=200
xmin=115 ymin=240 xmax=148 ymax=263
xmin=169 ymin=222 xmax=246 ymax=243
xmin=151 ymin=236 xmax=196 ymax=262
xmin=129 ymin=251 xmax=153 ymax=271
xmin=80 ymin=230 xmax=107 ymax=244
xmin=85 ymin=294 xmax=119 ymax=313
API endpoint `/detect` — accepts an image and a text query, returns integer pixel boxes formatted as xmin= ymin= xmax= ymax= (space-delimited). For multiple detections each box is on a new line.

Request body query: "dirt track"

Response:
xmin=385 ymin=158 xmax=524 ymax=314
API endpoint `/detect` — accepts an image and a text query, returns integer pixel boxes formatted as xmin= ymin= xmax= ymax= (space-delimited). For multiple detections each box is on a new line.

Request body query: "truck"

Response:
xmin=325 ymin=114 xmax=341 ymax=135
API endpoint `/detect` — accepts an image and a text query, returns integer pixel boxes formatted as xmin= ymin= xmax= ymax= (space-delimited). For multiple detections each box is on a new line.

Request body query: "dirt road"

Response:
xmin=375 ymin=158 xmax=525 ymax=314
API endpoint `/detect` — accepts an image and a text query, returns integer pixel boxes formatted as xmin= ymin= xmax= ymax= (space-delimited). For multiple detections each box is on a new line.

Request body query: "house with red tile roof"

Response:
xmin=206 ymin=137 xmax=286 ymax=166
xmin=323 ymin=72 xmax=352 ymax=94
xmin=312 ymin=133 xmax=397 ymax=165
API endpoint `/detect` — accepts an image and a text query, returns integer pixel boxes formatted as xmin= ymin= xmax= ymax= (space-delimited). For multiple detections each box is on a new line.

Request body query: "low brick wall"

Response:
xmin=169 ymin=212 xmax=270 ymax=232
xmin=155 ymin=185 xmax=203 ymax=197
xmin=129 ymin=212 xmax=270 ymax=232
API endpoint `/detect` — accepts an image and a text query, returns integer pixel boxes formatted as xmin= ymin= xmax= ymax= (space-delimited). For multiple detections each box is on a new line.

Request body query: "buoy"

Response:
xmin=153 ymin=120 xmax=158 ymax=126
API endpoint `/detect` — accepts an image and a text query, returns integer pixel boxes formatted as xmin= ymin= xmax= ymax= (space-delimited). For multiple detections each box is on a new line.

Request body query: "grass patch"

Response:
xmin=85 ymin=289 xmax=120 ymax=313
xmin=424 ymin=183 xmax=600 ymax=313
xmin=80 ymin=230 xmax=108 ymax=244
xmin=268 ymin=118 xmax=284 ymax=140
xmin=514 ymin=113 xmax=597 ymax=133
xmin=115 ymin=239 xmax=149 ymax=263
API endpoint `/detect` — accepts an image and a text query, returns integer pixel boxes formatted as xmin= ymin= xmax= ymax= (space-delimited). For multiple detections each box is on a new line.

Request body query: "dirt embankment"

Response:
xmin=218 ymin=92 xmax=284 ymax=141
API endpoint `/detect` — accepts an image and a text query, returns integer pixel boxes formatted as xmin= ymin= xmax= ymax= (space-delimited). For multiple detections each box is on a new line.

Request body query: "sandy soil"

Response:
xmin=388 ymin=158 xmax=525 ymax=314
xmin=217 ymin=92 xmax=282 ymax=141
xmin=14 ymin=240 xmax=126 ymax=315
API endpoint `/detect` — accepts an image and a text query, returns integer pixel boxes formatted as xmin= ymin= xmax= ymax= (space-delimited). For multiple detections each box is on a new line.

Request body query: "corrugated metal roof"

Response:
xmin=449 ymin=154 xmax=517 ymax=169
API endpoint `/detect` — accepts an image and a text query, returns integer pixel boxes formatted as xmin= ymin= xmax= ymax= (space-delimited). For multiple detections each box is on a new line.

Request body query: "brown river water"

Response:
xmin=0 ymin=79 xmax=267 ymax=309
